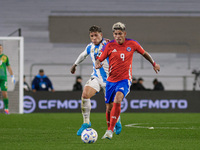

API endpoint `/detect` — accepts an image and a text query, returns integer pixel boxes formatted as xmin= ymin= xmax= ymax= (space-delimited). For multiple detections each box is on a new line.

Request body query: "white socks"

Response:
xmin=81 ymin=98 xmax=91 ymax=124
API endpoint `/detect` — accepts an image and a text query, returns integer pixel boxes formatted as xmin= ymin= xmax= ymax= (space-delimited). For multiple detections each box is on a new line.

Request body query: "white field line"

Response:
xmin=125 ymin=122 xmax=199 ymax=130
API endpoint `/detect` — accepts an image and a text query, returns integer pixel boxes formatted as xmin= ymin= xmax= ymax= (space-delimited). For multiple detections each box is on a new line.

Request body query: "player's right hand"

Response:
xmin=71 ymin=64 xmax=77 ymax=74
xmin=153 ymin=63 xmax=160 ymax=74
xmin=11 ymin=75 xmax=15 ymax=84
xmin=95 ymin=59 xmax=103 ymax=69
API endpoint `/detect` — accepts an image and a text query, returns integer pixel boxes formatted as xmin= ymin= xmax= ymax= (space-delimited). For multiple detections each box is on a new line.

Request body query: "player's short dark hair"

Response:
xmin=89 ymin=25 xmax=102 ymax=33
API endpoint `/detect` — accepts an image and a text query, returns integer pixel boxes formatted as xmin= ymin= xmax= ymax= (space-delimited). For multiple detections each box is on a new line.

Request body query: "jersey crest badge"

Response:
xmin=126 ymin=47 xmax=131 ymax=52
xmin=97 ymin=51 xmax=102 ymax=57
xmin=1 ymin=55 xmax=7 ymax=62
xmin=95 ymin=48 xmax=98 ymax=53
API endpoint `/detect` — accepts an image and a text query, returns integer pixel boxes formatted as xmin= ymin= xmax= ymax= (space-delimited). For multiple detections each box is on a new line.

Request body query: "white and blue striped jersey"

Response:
xmin=74 ymin=39 xmax=109 ymax=83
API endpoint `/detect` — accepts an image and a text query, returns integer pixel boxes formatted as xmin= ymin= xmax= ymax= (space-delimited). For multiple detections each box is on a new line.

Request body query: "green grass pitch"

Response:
xmin=0 ymin=113 xmax=200 ymax=150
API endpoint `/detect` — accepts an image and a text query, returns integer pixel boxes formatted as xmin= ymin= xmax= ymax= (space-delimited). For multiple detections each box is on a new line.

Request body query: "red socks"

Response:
xmin=109 ymin=103 xmax=121 ymax=132
xmin=106 ymin=112 xmax=110 ymax=128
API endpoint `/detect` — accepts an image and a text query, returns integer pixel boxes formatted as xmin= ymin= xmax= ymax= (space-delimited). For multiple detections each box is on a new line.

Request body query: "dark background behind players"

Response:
xmin=153 ymin=78 xmax=164 ymax=91
xmin=24 ymin=75 xmax=31 ymax=91
xmin=72 ymin=76 xmax=83 ymax=91
xmin=130 ymin=77 xmax=138 ymax=91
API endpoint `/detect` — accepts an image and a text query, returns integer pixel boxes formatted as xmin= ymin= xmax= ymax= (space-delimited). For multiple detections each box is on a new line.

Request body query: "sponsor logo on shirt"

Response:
xmin=126 ymin=47 xmax=131 ymax=52
xmin=119 ymin=87 xmax=124 ymax=91
xmin=112 ymin=49 xmax=117 ymax=52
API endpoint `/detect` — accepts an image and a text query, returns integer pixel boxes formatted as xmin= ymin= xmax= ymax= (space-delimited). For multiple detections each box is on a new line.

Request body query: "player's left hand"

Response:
xmin=11 ymin=75 xmax=15 ymax=84
xmin=153 ymin=63 xmax=160 ymax=74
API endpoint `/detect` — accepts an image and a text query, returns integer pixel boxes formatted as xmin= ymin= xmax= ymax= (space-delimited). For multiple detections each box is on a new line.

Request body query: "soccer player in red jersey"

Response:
xmin=95 ymin=22 xmax=160 ymax=140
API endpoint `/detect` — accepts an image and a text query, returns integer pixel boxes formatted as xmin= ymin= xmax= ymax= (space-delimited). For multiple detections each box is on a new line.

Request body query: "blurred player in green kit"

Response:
xmin=0 ymin=44 xmax=15 ymax=114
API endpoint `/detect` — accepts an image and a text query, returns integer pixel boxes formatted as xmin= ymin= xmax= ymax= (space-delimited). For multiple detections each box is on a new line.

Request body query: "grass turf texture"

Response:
xmin=0 ymin=113 xmax=200 ymax=150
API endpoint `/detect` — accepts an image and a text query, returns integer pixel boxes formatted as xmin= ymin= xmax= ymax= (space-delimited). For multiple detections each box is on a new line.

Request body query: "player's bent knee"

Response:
xmin=82 ymin=90 xmax=89 ymax=99
xmin=114 ymin=99 xmax=123 ymax=104
xmin=82 ymin=93 xmax=91 ymax=99
xmin=82 ymin=88 xmax=96 ymax=99
xmin=114 ymin=92 xmax=124 ymax=103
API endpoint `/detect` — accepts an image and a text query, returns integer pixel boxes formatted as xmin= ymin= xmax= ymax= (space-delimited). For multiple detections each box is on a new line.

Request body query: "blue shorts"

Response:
xmin=105 ymin=79 xmax=131 ymax=104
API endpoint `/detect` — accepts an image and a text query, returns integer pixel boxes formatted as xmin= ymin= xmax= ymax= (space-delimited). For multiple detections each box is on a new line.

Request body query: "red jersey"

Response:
xmin=98 ymin=38 xmax=145 ymax=82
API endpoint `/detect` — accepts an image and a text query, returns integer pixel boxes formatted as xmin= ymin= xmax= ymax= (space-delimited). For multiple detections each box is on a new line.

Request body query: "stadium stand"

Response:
xmin=0 ymin=0 xmax=200 ymax=91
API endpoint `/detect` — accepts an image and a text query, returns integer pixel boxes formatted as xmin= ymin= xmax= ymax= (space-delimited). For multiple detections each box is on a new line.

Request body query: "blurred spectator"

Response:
xmin=73 ymin=76 xmax=83 ymax=91
xmin=24 ymin=75 xmax=31 ymax=91
xmin=137 ymin=78 xmax=147 ymax=91
xmin=153 ymin=78 xmax=164 ymax=91
xmin=32 ymin=69 xmax=55 ymax=92
xmin=130 ymin=77 xmax=138 ymax=91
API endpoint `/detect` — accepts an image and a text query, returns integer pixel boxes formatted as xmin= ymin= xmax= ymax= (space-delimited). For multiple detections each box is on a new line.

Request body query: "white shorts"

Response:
xmin=84 ymin=76 xmax=106 ymax=93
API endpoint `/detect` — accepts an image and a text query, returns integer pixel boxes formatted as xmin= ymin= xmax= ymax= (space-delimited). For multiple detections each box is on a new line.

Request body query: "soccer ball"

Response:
xmin=81 ymin=128 xmax=98 ymax=143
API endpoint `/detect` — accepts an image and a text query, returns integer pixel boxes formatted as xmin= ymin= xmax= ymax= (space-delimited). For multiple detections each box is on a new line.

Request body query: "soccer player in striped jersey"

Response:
xmin=71 ymin=25 xmax=122 ymax=136
xmin=95 ymin=22 xmax=160 ymax=140
xmin=0 ymin=44 xmax=15 ymax=114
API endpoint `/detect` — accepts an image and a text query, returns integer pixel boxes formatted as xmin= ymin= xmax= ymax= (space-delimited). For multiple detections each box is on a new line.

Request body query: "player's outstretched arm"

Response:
xmin=143 ymin=51 xmax=160 ymax=74
xmin=71 ymin=50 xmax=88 ymax=74
xmin=71 ymin=64 xmax=77 ymax=74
